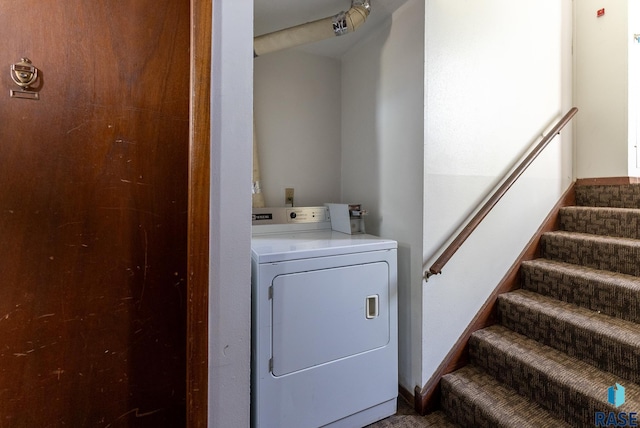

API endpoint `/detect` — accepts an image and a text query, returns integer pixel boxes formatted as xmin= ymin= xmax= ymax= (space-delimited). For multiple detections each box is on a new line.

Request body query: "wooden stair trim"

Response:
xmin=575 ymin=176 xmax=640 ymax=186
xmin=414 ymin=182 xmax=576 ymax=415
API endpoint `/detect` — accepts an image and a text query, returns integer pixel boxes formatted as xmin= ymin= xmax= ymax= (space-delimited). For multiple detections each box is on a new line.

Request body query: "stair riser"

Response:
xmin=576 ymin=184 xmax=640 ymax=208
xmin=520 ymin=263 xmax=640 ymax=324
xmin=560 ymin=207 xmax=640 ymax=239
xmin=541 ymin=234 xmax=640 ymax=277
xmin=469 ymin=334 xmax=605 ymax=426
xmin=497 ymin=296 xmax=640 ymax=384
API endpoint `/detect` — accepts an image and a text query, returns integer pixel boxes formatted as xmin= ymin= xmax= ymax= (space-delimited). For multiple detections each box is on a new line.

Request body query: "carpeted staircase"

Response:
xmin=422 ymin=183 xmax=640 ymax=427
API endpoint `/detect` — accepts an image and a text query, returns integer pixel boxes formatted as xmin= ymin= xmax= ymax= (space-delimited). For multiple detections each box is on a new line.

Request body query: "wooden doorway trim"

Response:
xmin=188 ymin=0 xmax=212 ymax=426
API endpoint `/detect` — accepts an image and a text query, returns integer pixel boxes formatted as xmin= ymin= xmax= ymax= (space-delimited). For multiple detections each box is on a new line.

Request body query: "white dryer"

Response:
xmin=251 ymin=206 xmax=398 ymax=428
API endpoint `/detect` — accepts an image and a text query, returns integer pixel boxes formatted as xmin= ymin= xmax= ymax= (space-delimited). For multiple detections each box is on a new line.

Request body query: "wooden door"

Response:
xmin=0 ymin=1 xmax=190 ymax=426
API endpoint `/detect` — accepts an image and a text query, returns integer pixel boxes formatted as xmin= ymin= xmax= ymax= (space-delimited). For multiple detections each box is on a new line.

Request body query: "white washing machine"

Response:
xmin=251 ymin=206 xmax=398 ymax=428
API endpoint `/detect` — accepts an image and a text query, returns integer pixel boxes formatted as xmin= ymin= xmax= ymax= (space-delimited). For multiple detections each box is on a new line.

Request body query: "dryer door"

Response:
xmin=271 ymin=261 xmax=390 ymax=377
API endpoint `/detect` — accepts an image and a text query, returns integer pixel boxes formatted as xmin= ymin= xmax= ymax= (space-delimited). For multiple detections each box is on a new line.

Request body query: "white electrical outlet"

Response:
xmin=284 ymin=188 xmax=294 ymax=207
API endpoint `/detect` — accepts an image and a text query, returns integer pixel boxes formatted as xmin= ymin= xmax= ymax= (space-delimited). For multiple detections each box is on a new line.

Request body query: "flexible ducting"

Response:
xmin=252 ymin=123 xmax=265 ymax=208
xmin=254 ymin=0 xmax=371 ymax=57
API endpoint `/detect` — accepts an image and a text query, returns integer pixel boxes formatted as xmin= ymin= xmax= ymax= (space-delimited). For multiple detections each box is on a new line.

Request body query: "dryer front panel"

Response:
xmin=271 ymin=261 xmax=389 ymax=377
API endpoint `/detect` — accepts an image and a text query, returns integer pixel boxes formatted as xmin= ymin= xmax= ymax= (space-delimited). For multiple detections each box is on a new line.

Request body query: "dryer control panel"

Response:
xmin=252 ymin=206 xmax=330 ymax=226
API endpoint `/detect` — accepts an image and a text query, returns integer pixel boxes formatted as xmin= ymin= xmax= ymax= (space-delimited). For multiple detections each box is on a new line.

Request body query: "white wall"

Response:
xmin=254 ymin=50 xmax=342 ymax=207
xmin=629 ymin=2 xmax=640 ymax=175
xmin=341 ymin=0 xmax=425 ymax=393
xmin=422 ymin=0 xmax=573 ymax=388
xmin=210 ymin=0 xmax=253 ymax=426
xmin=574 ymin=0 xmax=631 ymax=178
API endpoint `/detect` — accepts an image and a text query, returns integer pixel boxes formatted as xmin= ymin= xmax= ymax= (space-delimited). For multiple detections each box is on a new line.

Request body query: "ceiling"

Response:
xmin=254 ymin=0 xmax=409 ymax=58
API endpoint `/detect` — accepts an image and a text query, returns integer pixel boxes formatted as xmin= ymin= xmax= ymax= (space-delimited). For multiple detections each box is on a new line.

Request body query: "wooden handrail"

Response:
xmin=425 ymin=107 xmax=578 ymax=280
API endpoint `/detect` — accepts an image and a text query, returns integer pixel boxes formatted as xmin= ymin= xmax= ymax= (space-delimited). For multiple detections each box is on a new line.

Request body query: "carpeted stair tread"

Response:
xmin=520 ymin=258 xmax=640 ymax=323
xmin=441 ymin=365 xmax=571 ymax=427
xmin=559 ymin=206 xmax=640 ymax=239
xmin=497 ymin=289 xmax=640 ymax=383
xmin=576 ymin=183 xmax=640 ymax=208
xmin=541 ymin=230 xmax=640 ymax=276
xmin=470 ymin=325 xmax=640 ymax=426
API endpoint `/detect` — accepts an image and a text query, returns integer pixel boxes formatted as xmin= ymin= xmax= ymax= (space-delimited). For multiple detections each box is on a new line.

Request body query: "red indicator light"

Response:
xmin=597 ymin=8 xmax=605 ymax=17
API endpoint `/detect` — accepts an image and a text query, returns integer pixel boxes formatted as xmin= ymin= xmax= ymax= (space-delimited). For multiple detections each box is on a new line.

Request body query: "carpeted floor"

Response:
xmin=365 ymin=398 xmax=456 ymax=428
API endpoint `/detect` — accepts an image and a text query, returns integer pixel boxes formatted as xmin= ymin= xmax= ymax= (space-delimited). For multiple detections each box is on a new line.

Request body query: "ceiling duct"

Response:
xmin=254 ymin=0 xmax=371 ymax=57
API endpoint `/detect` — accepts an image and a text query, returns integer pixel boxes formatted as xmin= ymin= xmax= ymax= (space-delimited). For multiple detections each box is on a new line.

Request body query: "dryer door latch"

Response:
xmin=365 ymin=295 xmax=379 ymax=319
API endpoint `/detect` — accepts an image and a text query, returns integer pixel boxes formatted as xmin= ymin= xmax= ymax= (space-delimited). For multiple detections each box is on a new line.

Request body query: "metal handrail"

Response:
xmin=424 ymin=107 xmax=578 ymax=281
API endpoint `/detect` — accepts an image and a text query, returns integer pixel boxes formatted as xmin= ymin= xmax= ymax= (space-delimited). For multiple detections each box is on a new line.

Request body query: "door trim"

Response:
xmin=188 ymin=0 xmax=211 ymax=426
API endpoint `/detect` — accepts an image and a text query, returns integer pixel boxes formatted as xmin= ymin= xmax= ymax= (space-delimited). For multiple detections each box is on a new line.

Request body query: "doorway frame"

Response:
xmin=188 ymin=0 xmax=211 ymax=426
